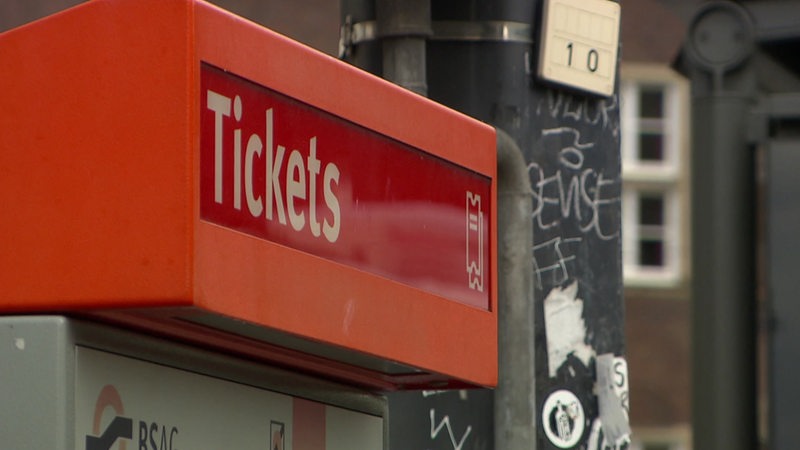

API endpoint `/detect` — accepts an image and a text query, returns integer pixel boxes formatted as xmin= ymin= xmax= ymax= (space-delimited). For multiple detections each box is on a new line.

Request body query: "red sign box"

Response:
xmin=0 ymin=0 xmax=497 ymax=389
xmin=200 ymin=64 xmax=491 ymax=309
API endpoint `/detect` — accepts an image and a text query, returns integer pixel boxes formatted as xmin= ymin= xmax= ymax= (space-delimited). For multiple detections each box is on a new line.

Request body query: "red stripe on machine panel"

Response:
xmin=200 ymin=64 xmax=491 ymax=309
xmin=292 ymin=398 xmax=326 ymax=450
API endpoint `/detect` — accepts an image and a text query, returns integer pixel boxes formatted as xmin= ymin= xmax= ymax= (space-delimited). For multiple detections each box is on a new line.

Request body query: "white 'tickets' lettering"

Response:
xmin=206 ymin=92 xmax=342 ymax=242
xmin=323 ymin=163 xmax=340 ymax=242
xmin=245 ymin=133 xmax=263 ymax=217
xmin=206 ymin=90 xmax=231 ymax=204
xmin=307 ymin=138 xmax=321 ymax=237
xmin=233 ymin=95 xmax=243 ymax=211
xmin=287 ymin=149 xmax=306 ymax=231
xmin=265 ymin=109 xmax=287 ymax=225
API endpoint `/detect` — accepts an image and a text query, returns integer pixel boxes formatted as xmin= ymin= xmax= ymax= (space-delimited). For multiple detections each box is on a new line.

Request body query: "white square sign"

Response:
xmin=537 ymin=0 xmax=620 ymax=97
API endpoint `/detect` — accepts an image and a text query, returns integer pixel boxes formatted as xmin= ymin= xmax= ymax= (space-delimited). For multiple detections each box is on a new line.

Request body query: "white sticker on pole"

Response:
xmin=542 ymin=389 xmax=586 ymax=448
xmin=537 ymin=0 xmax=620 ymax=97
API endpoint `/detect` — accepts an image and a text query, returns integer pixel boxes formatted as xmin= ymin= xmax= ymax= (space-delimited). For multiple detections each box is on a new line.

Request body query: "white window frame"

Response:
xmin=629 ymin=425 xmax=691 ymax=450
xmin=620 ymin=65 xmax=690 ymax=288
xmin=622 ymin=187 xmax=681 ymax=284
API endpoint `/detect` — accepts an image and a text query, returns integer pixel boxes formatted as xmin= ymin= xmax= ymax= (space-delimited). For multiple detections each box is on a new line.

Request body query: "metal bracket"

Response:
xmin=431 ymin=20 xmax=533 ymax=44
xmin=340 ymin=18 xmax=533 ymax=58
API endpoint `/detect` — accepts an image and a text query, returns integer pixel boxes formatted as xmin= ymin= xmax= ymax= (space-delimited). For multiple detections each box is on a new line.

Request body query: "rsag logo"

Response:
xmin=85 ymin=385 xmax=179 ymax=450
xmin=85 ymin=385 xmax=132 ymax=450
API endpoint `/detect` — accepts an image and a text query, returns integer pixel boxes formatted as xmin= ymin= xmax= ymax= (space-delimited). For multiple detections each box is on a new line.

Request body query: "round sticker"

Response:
xmin=542 ymin=389 xmax=585 ymax=448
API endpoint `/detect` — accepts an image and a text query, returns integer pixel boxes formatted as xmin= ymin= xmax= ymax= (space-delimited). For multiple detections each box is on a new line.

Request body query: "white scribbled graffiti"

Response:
xmin=529 ymin=127 xmax=620 ymax=241
xmin=430 ymin=409 xmax=473 ymax=450
xmin=536 ymin=90 xmax=620 ymax=139
xmin=532 ymin=236 xmax=583 ymax=285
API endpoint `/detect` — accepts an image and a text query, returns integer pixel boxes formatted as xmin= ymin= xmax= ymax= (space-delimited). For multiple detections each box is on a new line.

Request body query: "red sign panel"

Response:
xmin=200 ymin=64 xmax=491 ymax=309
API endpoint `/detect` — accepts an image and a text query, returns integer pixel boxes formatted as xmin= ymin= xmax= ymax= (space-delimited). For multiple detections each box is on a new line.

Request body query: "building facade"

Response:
xmin=620 ymin=1 xmax=696 ymax=449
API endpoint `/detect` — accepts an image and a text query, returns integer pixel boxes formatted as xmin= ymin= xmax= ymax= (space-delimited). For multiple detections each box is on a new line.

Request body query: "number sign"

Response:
xmin=537 ymin=0 xmax=620 ymax=97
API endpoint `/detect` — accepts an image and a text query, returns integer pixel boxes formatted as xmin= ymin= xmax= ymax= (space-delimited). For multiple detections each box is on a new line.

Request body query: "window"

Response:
xmin=638 ymin=86 xmax=666 ymax=161
xmin=622 ymin=188 xmax=679 ymax=282
xmin=637 ymin=193 xmax=666 ymax=266
xmin=621 ymin=66 xmax=689 ymax=287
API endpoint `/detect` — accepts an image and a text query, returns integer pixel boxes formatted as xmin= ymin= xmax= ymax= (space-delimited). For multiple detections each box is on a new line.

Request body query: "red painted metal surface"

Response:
xmin=0 ymin=0 xmax=497 ymax=388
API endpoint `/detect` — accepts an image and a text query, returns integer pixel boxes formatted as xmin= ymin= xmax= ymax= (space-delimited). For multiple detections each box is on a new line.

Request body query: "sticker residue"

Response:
xmin=596 ymin=354 xmax=631 ymax=445
xmin=543 ymin=282 xmax=594 ymax=377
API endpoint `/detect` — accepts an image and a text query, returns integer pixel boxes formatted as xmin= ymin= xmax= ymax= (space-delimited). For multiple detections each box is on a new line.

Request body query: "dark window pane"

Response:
xmin=640 ymin=87 xmax=664 ymax=118
xmin=639 ymin=195 xmax=664 ymax=225
xmin=640 ymin=240 xmax=664 ymax=266
xmin=639 ymin=133 xmax=663 ymax=161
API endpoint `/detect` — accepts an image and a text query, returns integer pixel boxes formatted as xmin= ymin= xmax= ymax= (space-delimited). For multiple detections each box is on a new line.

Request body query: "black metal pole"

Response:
xmin=341 ymin=1 xmax=625 ymax=449
xmin=691 ymin=94 xmax=757 ymax=450
xmin=429 ymin=1 xmax=626 ymax=449
xmin=679 ymin=3 xmax=758 ymax=449
xmin=376 ymin=0 xmax=431 ymax=96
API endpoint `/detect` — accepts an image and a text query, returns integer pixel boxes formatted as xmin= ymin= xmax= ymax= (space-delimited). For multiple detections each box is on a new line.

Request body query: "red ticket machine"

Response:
xmin=0 ymin=0 xmax=496 ymax=390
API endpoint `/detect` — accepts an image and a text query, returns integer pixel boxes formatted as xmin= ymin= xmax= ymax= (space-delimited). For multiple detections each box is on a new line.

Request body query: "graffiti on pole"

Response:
xmin=530 ymin=88 xmax=628 ymax=449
